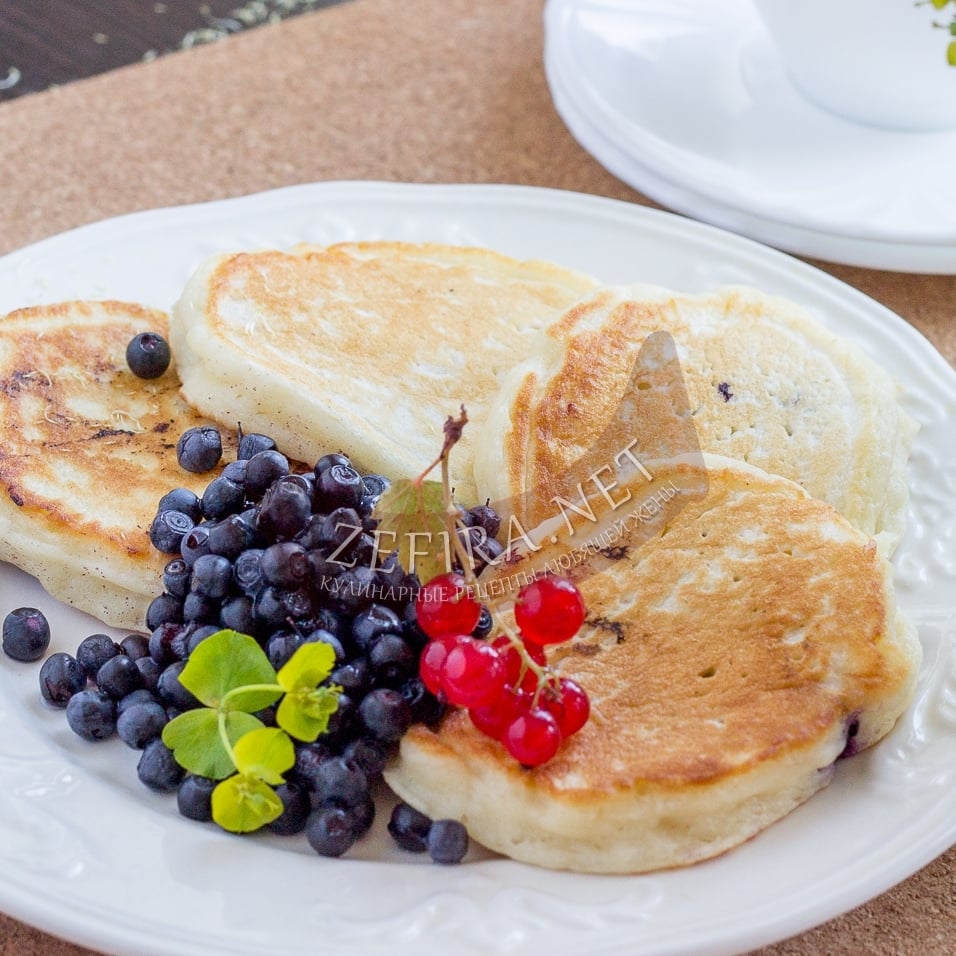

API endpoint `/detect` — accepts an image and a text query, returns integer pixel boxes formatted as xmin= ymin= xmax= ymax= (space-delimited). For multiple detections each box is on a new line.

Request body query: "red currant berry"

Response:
xmin=490 ymin=635 xmax=547 ymax=690
xmin=503 ymin=707 xmax=562 ymax=767
xmin=514 ymin=576 xmax=586 ymax=646
xmin=419 ymin=635 xmax=465 ymax=695
xmin=469 ymin=686 xmax=531 ymax=741
xmin=415 ymin=572 xmax=482 ymax=640
xmin=440 ymin=636 xmax=507 ymax=708
xmin=540 ymin=677 xmax=590 ymax=737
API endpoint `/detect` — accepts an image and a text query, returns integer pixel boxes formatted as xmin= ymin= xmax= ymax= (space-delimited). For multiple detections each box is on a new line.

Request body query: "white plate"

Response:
xmin=1 ymin=182 xmax=955 ymax=956
xmin=543 ymin=0 xmax=956 ymax=273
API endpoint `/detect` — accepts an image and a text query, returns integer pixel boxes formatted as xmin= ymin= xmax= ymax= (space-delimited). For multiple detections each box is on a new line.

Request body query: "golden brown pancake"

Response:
xmin=0 ymin=300 xmax=233 ymax=631
xmin=473 ymin=285 xmax=917 ymax=553
xmin=384 ymin=456 xmax=920 ymax=873
xmin=169 ymin=241 xmax=599 ymax=502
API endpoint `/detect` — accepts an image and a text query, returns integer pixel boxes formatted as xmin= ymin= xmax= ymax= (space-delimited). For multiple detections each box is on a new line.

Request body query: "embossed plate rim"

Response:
xmin=0 ymin=182 xmax=954 ymax=956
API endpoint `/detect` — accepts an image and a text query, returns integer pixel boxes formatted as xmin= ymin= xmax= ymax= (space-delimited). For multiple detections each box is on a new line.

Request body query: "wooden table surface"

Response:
xmin=0 ymin=1 xmax=954 ymax=954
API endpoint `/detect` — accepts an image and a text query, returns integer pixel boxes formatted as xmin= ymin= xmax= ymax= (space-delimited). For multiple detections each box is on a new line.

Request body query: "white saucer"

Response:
xmin=544 ymin=0 xmax=956 ymax=273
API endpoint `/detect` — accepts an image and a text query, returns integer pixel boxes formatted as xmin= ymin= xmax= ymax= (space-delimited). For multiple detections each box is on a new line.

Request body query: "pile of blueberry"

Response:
xmin=11 ymin=420 xmax=505 ymax=865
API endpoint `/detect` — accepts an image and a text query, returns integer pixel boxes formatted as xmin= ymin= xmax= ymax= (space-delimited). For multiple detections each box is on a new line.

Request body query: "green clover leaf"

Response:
xmin=275 ymin=642 xmax=342 ymax=741
xmin=277 ymin=641 xmax=336 ymax=693
xmin=177 ymin=630 xmax=277 ymax=708
xmin=277 ymin=684 xmax=342 ymax=742
xmin=231 ymin=727 xmax=295 ymax=786
xmin=162 ymin=708 xmax=263 ymax=779
xmin=211 ymin=773 xmax=285 ymax=833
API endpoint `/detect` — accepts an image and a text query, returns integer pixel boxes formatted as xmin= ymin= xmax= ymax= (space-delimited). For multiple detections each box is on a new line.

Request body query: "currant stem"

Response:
xmin=429 ymin=404 xmax=564 ymax=710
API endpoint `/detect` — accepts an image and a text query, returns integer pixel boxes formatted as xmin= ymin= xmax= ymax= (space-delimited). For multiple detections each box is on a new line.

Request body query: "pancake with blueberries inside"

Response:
xmin=384 ymin=455 xmax=920 ymax=874
xmin=168 ymin=240 xmax=600 ymax=504
xmin=0 ymin=300 xmax=237 ymax=631
xmin=473 ymin=284 xmax=917 ymax=554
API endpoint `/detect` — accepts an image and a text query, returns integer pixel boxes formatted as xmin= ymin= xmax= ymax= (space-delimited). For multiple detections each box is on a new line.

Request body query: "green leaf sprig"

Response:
xmin=161 ymin=629 xmax=341 ymax=833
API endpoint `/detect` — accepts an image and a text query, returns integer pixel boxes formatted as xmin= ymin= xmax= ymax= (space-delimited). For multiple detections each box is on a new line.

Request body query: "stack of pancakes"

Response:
xmin=0 ymin=241 xmax=920 ymax=873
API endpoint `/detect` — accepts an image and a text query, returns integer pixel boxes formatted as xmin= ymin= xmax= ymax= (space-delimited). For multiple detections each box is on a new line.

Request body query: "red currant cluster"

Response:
xmin=416 ymin=572 xmax=590 ymax=767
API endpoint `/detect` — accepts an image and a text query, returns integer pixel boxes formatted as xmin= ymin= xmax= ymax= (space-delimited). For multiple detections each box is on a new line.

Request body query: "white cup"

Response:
xmin=752 ymin=0 xmax=956 ymax=131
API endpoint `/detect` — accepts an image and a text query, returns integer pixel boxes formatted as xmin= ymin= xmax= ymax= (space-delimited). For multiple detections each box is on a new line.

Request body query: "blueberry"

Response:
xmin=342 ymin=737 xmax=389 ymax=778
xmin=221 ymin=459 xmax=248 ymax=485
xmin=320 ymin=692 xmax=357 ymax=747
xmin=277 ymin=473 xmax=314 ymax=497
xmin=219 ymin=595 xmax=256 ymax=635
xmin=330 ymin=657 xmax=370 ymax=697
xmin=306 ymin=550 xmax=342 ymax=593
xmin=137 ymin=738 xmax=184 ymax=791
xmin=207 ymin=514 xmax=257 ymax=559
xmin=265 ymin=630 xmax=303 ymax=670
xmin=116 ymin=687 xmax=159 ymax=715
xmin=294 ymin=515 xmax=326 ymax=550
xmin=252 ymin=586 xmax=288 ymax=631
xmin=314 ymin=452 xmax=352 ymax=475
xmin=257 ymin=481 xmax=311 ymax=541
xmin=38 ymin=653 xmax=86 ymax=706
xmin=233 ymin=548 xmax=265 ymax=594
xmin=289 ymin=741 xmax=336 ymax=789
xmin=162 ymin=558 xmax=192 ymax=598
xmin=117 ymin=701 xmax=168 ymax=749
xmin=427 ymin=819 xmax=468 ymax=864
xmin=119 ymin=633 xmax=150 ymax=661
xmin=361 ymin=474 xmax=391 ymax=498
xmin=157 ymin=487 xmax=203 ymax=523
xmin=135 ymin=655 xmax=162 ymax=692
xmin=96 ymin=654 xmax=144 ymax=699
xmin=358 ymin=494 xmax=380 ymax=518
xmin=75 ymin=633 xmax=121 ymax=680
xmin=468 ymin=504 xmax=501 ymax=540
xmin=237 ymin=431 xmax=277 ymax=461
xmin=180 ymin=524 xmax=212 ymax=566
xmin=185 ymin=625 xmax=220 ymax=656
xmin=267 ymin=782 xmax=311 ymax=836
xmin=388 ymin=802 xmax=433 ymax=853
xmin=472 ymin=604 xmax=493 ymax=638
xmin=2 ymin=607 xmax=51 ymax=662
xmin=308 ymin=756 xmax=369 ymax=810
xmin=156 ymin=660 xmax=200 ymax=710
xmin=148 ymin=509 xmax=195 ymax=554
xmin=303 ymin=629 xmax=346 ymax=664
xmin=190 ymin=553 xmax=233 ymax=600
xmin=329 ymin=566 xmax=377 ymax=615
xmin=317 ymin=506 xmax=363 ymax=555
xmin=401 ymin=675 xmax=445 ymax=726
xmin=182 ymin=591 xmax=219 ymax=626
xmin=243 ymin=449 xmax=290 ymax=499
xmin=201 ymin=476 xmax=245 ymax=521
xmin=306 ymin=805 xmax=361 ymax=858
xmin=148 ymin=621 xmax=184 ymax=666
xmin=65 ymin=689 xmax=117 ymax=741
xmin=315 ymin=463 xmax=364 ymax=511
xmin=126 ymin=332 xmax=171 ymax=379
xmin=145 ymin=592 xmax=184 ymax=630
xmin=177 ymin=426 xmax=223 ymax=473
xmin=260 ymin=541 xmax=310 ymax=588
xmin=352 ymin=604 xmax=402 ymax=652
xmin=358 ymin=688 xmax=412 ymax=743
xmin=177 ymin=774 xmax=216 ymax=821
xmin=344 ymin=791 xmax=376 ymax=838
xmin=309 ymin=606 xmax=350 ymax=642
xmin=369 ymin=633 xmax=415 ymax=687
